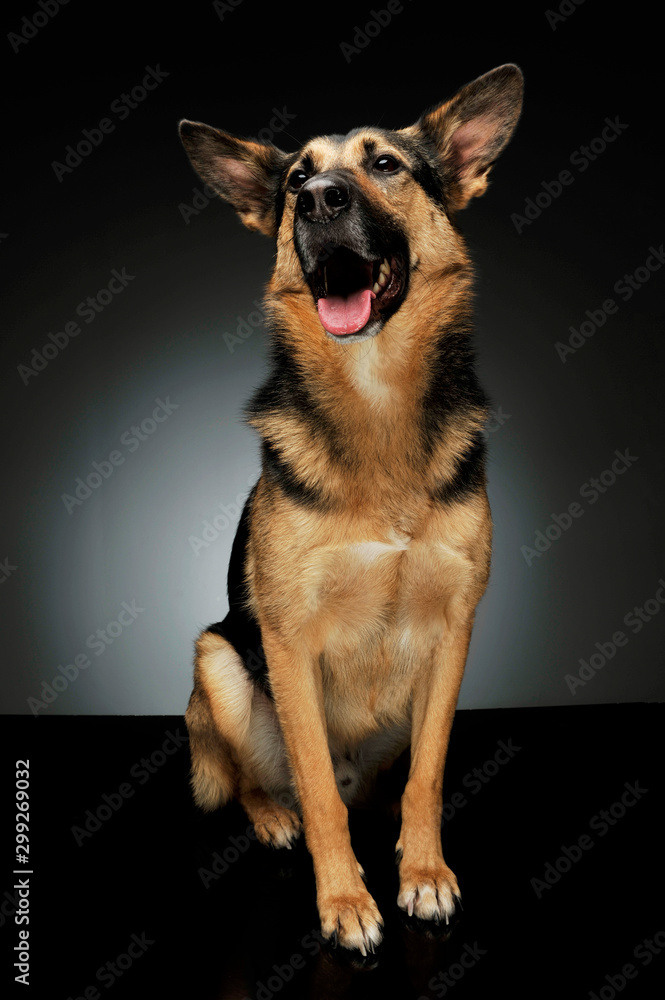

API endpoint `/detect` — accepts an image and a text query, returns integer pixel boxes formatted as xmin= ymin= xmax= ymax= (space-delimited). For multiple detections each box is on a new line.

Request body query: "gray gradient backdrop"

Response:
xmin=2 ymin=2 xmax=663 ymax=714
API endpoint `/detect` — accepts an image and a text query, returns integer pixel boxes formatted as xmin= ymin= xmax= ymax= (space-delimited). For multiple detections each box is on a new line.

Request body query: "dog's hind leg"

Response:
xmin=236 ymin=776 xmax=301 ymax=849
xmin=185 ymin=629 xmax=301 ymax=847
xmin=185 ymin=678 xmax=237 ymax=812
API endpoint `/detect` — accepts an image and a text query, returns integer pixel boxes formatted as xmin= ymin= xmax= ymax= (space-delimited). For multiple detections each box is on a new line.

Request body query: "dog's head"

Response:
xmin=179 ymin=65 xmax=523 ymax=345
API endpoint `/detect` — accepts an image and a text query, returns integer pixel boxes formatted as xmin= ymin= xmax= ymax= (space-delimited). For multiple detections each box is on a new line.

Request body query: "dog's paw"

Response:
xmin=397 ymin=860 xmax=460 ymax=923
xmin=253 ymin=804 xmax=302 ymax=849
xmin=319 ymin=889 xmax=384 ymax=956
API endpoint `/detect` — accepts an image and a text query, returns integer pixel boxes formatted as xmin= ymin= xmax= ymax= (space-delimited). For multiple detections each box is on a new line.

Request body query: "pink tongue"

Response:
xmin=317 ymin=289 xmax=374 ymax=336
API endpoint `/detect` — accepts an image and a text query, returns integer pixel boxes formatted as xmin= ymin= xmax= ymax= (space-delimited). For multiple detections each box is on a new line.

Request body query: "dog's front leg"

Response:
xmin=396 ymin=604 xmax=477 ymax=923
xmin=261 ymin=625 xmax=384 ymax=955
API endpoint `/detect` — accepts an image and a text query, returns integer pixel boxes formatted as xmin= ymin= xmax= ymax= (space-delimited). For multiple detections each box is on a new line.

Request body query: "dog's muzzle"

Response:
xmin=294 ymin=171 xmax=408 ymax=341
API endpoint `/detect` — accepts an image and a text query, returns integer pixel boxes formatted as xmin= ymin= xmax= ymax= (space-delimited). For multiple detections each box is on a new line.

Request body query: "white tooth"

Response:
xmin=380 ymin=261 xmax=390 ymax=276
xmin=372 ymin=281 xmax=380 ymax=293
xmin=378 ymin=271 xmax=387 ymax=287
xmin=324 ymin=267 xmax=328 ymax=294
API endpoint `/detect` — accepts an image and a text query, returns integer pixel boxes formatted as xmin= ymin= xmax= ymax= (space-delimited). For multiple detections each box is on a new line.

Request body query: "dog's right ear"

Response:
xmin=178 ymin=120 xmax=289 ymax=237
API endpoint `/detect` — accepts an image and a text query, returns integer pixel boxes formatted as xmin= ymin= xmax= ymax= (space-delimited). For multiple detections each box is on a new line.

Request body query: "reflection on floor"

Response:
xmin=4 ymin=704 xmax=663 ymax=998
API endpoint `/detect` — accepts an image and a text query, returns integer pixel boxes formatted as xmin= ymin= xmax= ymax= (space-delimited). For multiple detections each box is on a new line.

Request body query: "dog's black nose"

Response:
xmin=297 ymin=173 xmax=351 ymax=223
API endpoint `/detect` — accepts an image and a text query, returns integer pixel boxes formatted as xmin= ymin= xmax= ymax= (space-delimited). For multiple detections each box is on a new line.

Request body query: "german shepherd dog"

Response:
xmin=179 ymin=64 xmax=523 ymax=955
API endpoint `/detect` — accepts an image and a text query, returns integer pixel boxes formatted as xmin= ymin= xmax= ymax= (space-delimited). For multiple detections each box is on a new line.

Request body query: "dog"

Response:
xmin=179 ymin=63 xmax=523 ymax=955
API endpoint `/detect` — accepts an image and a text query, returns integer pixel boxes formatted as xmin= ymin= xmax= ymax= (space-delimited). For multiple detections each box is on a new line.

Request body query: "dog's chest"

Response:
xmin=313 ymin=517 xmax=468 ymax=612
xmin=308 ymin=521 xmax=473 ymax=740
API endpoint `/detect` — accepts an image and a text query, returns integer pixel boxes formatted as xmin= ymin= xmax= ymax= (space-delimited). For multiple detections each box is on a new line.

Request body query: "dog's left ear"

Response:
xmin=179 ymin=120 xmax=289 ymax=236
xmin=404 ymin=64 xmax=523 ymax=213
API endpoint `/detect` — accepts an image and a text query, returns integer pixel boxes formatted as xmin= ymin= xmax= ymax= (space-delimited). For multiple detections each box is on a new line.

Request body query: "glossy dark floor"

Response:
xmin=2 ymin=705 xmax=663 ymax=999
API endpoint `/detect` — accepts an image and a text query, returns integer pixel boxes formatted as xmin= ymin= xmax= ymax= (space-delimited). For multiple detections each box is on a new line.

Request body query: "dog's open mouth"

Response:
xmin=307 ymin=247 xmax=405 ymax=338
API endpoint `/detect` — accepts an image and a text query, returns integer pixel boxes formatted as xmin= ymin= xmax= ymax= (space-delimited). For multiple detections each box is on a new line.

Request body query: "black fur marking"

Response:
xmin=431 ymin=433 xmax=487 ymax=505
xmin=344 ymin=127 xmax=447 ymax=209
xmin=362 ymin=137 xmax=377 ymax=161
xmin=274 ymin=183 xmax=287 ymax=235
xmin=303 ymin=126 xmax=447 ymax=211
xmin=411 ymin=149 xmax=447 ymax=208
xmin=300 ymin=152 xmax=315 ymax=176
xmin=387 ymin=132 xmax=447 ymax=208
xmin=274 ymin=152 xmax=298 ymax=233
xmin=246 ymin=333 xmax=352 ymax=474
xmin=205 ymin=485 xmax=272 ymax=697
xmin=420 ymin=320 xmax=489 ymax=457
xmin=262 ymin=439 xmax=327 ymax=509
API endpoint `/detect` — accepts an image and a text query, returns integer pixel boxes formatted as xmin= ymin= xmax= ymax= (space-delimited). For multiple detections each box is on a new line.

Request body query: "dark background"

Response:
xmin=1 ymin=5 xmax=664 ymax=1000
xmin=1 ymin=3 xmax=662 ymax=713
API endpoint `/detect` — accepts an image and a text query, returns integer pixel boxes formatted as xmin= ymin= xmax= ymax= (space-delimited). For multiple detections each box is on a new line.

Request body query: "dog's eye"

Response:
xmin=374 ymin=155 xmax=400 ymax=173
xmin=288 ymin=170 xmax=309 ymax=191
